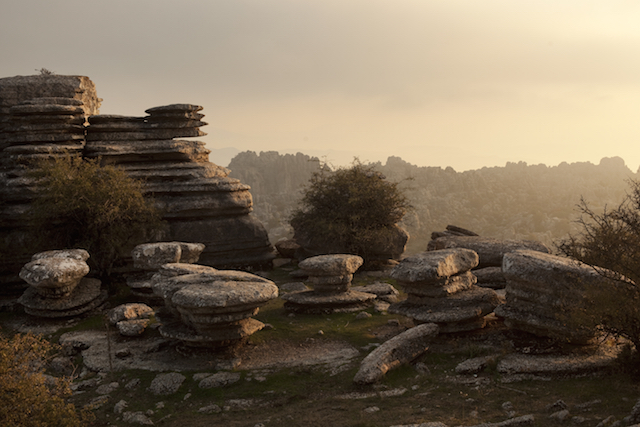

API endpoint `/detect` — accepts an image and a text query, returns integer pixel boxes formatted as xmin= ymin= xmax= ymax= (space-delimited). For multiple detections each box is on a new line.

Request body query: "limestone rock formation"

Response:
xmin=354 ymin=323 xmax=439 ymax=384
xmin=17 ymin=249 xmax=106 ymax=317
xmin=0 ymin=77 xmax=100 ymax=293
xmin=389 ymin=249 xmax=501 ymax=332
xmin=281 ymin=254 xmax=377 ymax=314
xmin=127 ymin=241 xmax=206 ymax=300
xmin=156 ymin=270 xmax=279 ymax=348
xmin=494 ymin=250 xmax=616 ymax=344
xmin=84 ymin=104 xmax=275 ymax=269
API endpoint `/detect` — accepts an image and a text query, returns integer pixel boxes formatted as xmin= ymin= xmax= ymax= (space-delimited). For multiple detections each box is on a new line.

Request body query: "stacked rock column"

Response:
xmin=84 ymin=104 xmax=275 ymax=269
xmin=389 ymin=249 xmax=501 ymax=332
xmin=282 ymin=254 xmax=377 ymax=314
xmin=17 ymin=249 xmax=106 ymax=318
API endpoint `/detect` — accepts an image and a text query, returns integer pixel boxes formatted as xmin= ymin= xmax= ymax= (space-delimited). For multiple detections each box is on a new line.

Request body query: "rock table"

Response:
xmin=494 ymin=249 xmax=617 ymax=344
xmin=157 ymin=271 xmax=278 ymax=348
xmin=17 ymin=249 xmax=106 ymax=317
xmin=281 ymin=254 xmax=377 ymax=314
xmin=388 ymin=249 xmax=500 ymax=332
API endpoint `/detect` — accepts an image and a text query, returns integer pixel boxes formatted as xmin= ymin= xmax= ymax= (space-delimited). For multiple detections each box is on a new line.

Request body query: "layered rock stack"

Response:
xmin=127 ymin=241 xmax=206 ymax=300
xmin=0 ymin=74 xmax=100 ymax=293
xmin=84 ymin=104 xmax=275 ymax=269
xmin=17 ymin=249 xmax=106 ymax=317
xmin=427 ymin=225 xmax=551 ymax=289
xmin=154 ymin=270 xmax=278 ymax=348
xmin=495 ymin=250 xmax=611 ymax=344
xmin=388 ymin=249 xmax=501 ymax=332
xmin=281 ymin=254 xmax=377 ymax=314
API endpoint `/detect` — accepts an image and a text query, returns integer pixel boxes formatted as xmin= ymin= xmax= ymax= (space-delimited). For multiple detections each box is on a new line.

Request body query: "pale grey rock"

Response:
xmin=114 ymin=399 xmax=128 ymax=414
xmin=116 ymin=319 xmax=151 ymax=336
xmin=96 ymin=381 xmax=120 ymax=395
xmin=427 ymin=235 xmax=550 ymax=268
xmin=496 ymin=250 xmax=629 ymax=343
xmin=550 ymin=409 xmax=571 ymax=422
xmin=131 ymin=242 xmax=183 ymax=270
xmin=19 ymin=257 xmax=89 ymax=297
xmin=122 ymin=411 xmax=154 ymax=425
xmin=108 ymin=303 xmax=154 ymax=325
xmin=401 ymin=271 xmax=477 ymax=297
xmin=390 ymin=249 xmax=479 ymax=283
xmin=198 ymin=404 xmax=222 ymax=414
xmin=31 ymin=248 xmax=89 ymax=262
xmin=148 ymin=372 xmax=185 ymax=396
xmin=354 ymin=323 xmax=439 ymax=384
xmin=299 ymin=254 xmax=364 ymax=276
xmin=198 ymin=372 xmax=241 ymax=389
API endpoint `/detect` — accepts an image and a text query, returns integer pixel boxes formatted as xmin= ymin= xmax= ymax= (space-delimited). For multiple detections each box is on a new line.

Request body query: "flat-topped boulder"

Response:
xmin=158 ymin=274 xmax=278 ymax=348
xmin=298 ymin=254 xmax=364 ymax=276
xmin=427 ymin=236 xmax=550 ymax=268
xmin=132 ymin=242 xmax=205 ymax=270
xmin=389 ymin=249 xmax=499 ymax=333
xmin=31 ymin=248 xmax=90 ymax=262
xmin=494 ymin=250 xmax=618 ymax=344
xmin=19 ymin=257 xmax=90 ymax=298
xmin=390 ymin=249 xmax=479 ymax=283
xmin=18 ymin=277 xmax=106 ymax=318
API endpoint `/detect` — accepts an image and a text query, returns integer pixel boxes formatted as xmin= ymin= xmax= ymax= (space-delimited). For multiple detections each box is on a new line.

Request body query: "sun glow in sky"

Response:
xmin=2 ymin=0 xmax=640 ymax=171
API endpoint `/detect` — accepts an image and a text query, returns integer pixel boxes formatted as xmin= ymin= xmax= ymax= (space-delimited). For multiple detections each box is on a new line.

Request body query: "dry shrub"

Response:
xmin=0 ymin=332 xmax=93 ymax=426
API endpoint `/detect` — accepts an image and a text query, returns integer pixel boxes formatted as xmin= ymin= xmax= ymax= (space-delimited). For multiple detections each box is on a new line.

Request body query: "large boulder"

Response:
xmin=427 ymin=236 xmax=550 ymax=268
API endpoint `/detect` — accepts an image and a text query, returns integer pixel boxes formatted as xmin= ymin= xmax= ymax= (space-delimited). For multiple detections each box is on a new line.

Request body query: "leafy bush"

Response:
xmin=29 ymin=154 xmax=163 ymax=281
xmin=0 ymin=332 xmax=93 ymax=426
xmin=290 ymin=160 xmax=410 ymax=261
xmin=557 ymin=179 xmax=640 ymax=354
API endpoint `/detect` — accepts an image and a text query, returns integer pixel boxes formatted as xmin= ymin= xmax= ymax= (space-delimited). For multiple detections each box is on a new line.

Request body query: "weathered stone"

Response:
xmin=400 ymin=271 xmax=477 ymax=298
xmin=427 ymin=236 xmax=550 ymax=268
xmin=198 ymin=372 xmax=241 ymax=389
xmin=351 ymin=282 xmax=399 ymax=303
xmin=148 ymin=372 xmax=186 ymax=396
xmin=116 ymin=319 xmax=151 ymax=337
xmin=354 ymin=323 xmax=439 ymax=384
xmin=145 ymin=104 xmax=203 ymax=114
xmin=31 ymin=248 xmax=90 ymax=262
xmin=108 ymin=303 xmax=154 ymax=325
xmin=282 ymin=290 xmax=377 ymax=314
xmin=131 ymin=242 xmax=183 ymax=270
xmin=159 ymin=318 xmax=265 ymax=347
xmin=299 ymin=254 xmax=364 ymax=276
xmin=389 ymin=286 xmax=500 ymax=332
xmin=390 ymin=249 xmax=479 ymax=283
xmin=495 ymin=250 xmax=622 ymax=343
xmin=474 ymin=266 xmax=507 ymax=289
xmin=18 ymin=277 xmax=106 ymax=318
xmin=19 ymin=257 xmax=89 ymax=297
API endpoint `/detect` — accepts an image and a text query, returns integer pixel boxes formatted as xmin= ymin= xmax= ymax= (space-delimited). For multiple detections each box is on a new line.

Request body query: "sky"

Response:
xmin=2 ymin=0 xmax=640 ymax=172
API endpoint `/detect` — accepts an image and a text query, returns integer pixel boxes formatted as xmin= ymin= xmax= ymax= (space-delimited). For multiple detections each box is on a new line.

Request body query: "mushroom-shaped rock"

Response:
xmin=299 ymin=254 xmax=364 ymax=276
xmin=159 ymin=276 xmax=278 ymax=347
xmin=19 ymin=257 xmax=90 ymax=297
xmin=153 ymin=270 xmax=272 ymax=317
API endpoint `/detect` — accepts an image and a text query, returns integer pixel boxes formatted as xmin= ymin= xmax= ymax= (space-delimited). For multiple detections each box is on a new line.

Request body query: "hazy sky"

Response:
xmin=2 ymin=0 xmax=640 ymax=171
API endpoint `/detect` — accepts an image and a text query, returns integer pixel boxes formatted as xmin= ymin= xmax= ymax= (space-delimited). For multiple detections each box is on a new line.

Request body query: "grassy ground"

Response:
xmin=4 ymin=267 xmax=640 ymax=427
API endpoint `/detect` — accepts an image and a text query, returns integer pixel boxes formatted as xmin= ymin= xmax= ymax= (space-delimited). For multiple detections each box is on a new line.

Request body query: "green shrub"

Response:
xmin=290 ymin=160 xmax=411 ymax=261
xmin=0 ymin=332 xmax=93 ymax=426
xmin=557 ymin=179 xmax=640 ymax=355
xmin=28 ymin=154 xmax=163 ymax=282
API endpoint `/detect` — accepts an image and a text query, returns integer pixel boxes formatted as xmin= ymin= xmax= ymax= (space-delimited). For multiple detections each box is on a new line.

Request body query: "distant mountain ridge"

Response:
xmin=228 ymin=151 xmax=638 ymax=254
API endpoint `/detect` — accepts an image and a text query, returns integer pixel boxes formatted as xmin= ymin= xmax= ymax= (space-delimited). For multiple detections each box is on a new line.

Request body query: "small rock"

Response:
xmin=550 ymin=409 xmax=571 ymax=422
xmin=85 ymin=395 xmax=110 ymax=410
xmin=546 ymin=399 xmax=568 ymax=412
xmin=364 ymin=406 xmax=380 ymax=413
xmin=114 ymin=400 xmax=128 ymax=414
xmin=148 ymin=372 xmax=185 ymax=396
xmin=572 ymin=416 xmax=588 ymax=424
xmin=116 ymin=319 xmax=151 ymax=336
xmin=198 ymin=404 xmax=222 ymax=414
xmin=96 ymin=382 xmax=120 ymax=395
xmin=125 ymin=378 xmax=141 ymax=390
xmin=198 ymin=372 xmax=241 ymax=389
xmin=108 ymin=303 xmax=154 ymax=325
xmin=116 ymin=348 xmax=132 ymax=358
xmin=122 ymin=411 xmax=154 ymax=425
xmin=356 ymin=311 xmax=372 ymax=319
xmin=596 ymin=415 xmax=616 ymax=427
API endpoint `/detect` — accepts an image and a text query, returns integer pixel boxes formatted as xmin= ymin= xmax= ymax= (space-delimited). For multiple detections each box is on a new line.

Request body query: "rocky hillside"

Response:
xmin=228 ymin=151 xmax=638 ymax=253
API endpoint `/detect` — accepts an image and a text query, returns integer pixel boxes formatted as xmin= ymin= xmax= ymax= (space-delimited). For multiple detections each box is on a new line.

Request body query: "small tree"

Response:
xmin=0 ymin=332 xmax=93 ymax=426
xmin=557 ymin=179 xmax=640 ymax=357
xmin=29 ymin=154 xmax=163 ymax=282
xmin=290 ymin=160 xmax=411 ymax=262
